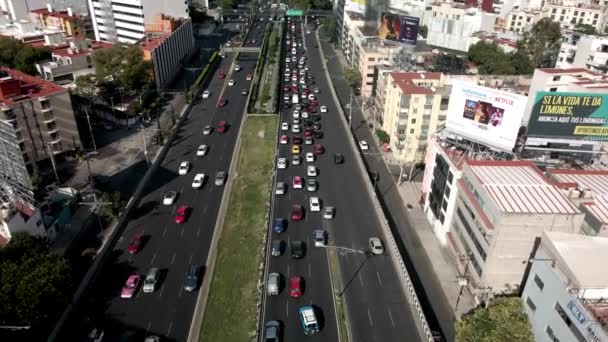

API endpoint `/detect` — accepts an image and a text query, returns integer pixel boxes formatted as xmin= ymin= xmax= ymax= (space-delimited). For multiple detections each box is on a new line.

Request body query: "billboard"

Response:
xmin=446 ymin=81 xmax=527 ymax=152
xmin=345 ymin=0 xmax=366 ymax=14
xmin=527 ymin=92 xmax=608 ymax=141
xmin=378 ymin=13 xmax=419 ymax=46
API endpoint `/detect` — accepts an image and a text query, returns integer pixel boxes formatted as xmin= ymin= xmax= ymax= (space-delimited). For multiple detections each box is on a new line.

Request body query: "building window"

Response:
xmin=526 ymin=297 xmax=536 ymax=312
xmin=444 ymin=185 xmax=451 ymax=199
xmin=555 ymin=302 xmax=572 ymax=326
xmin=410 ymin=128 xmax=415 ymax=134
xmin=550 ymin=87 xmax=558 ymax=92
xmin=411 ymin=118 xmax=416 ymax=124
xmin=368 ymin=57 xmax=375 ymax=61
xmin=546 ymin=326 xmax=560 ymax=342
xmin=40 ymin=99 xmax=51 ymax=110
xmin=447 ymin=171 xmax=454 ymax=183
xmin=534 ymin=274 xmax=544 ymax=290
xmin=553 ymin=76 xmax=561 ymax=81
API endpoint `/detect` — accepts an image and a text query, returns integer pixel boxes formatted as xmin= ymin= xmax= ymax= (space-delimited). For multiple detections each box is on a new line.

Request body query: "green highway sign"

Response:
xmin=286 ymin=9 xmax=303 ymax=16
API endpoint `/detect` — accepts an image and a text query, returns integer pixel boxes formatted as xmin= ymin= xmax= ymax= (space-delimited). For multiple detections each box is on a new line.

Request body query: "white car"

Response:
xmin=202 ymin=90 xmax=210 ymax=99
xmin=285 ymin=57 xmax=291 ymax=63
xmin=320 ymin=106 xmax=327 ymax=113
xmin=275 ymin=181 xmax=286 ymax=195
xmin=323 ymin=206 xmax=335 ymax=219
xmin=293 ymin=110 xmax=300 ymax=119
xmin=163 ymin=191 xmax=177 ymax=205
xmin=293 ymin=117 xmax=300 ymax=125
xmin=309 ymin=197 xmax=321 ymax=212
xmin=203 ymin=125 xmax=212 ymax=135
xmin=197 ymin=144 xmax=208 ymax=156
xmin=305 ymin=152 xmax=315 ymax=163
xmin=178 ymin=161 xmax=190 ymax=175
xmin=313 ymin=229 xmax=327 ymax=247
xmin=234 ymin=65 xmax=241 ymax=71
xmin=281 ymin=122 xmax=289 ymax=131
xmin=307 ymin=166 xmax=317 ymax=177
xmin=369 ymin=237 xmax=384 ymax=255
xmin=292 ymin=124 xmax=300 ymax=133
xmin=277 ymin=157 xmax=287 ymax=169
xmin=301 ymin=111 xmax=309 ymax=119
xmin=192 ymin=173 xmax=206 ymax=189
xmin=228 ymin=79 xmax=235 ymax=86
xmin=292 ymin=155 xmax=302 ymax=165
xmin=359 ymin=140 xmax=369 ymax=150
xmin=308 ymin=94 xmax=315 ymax=101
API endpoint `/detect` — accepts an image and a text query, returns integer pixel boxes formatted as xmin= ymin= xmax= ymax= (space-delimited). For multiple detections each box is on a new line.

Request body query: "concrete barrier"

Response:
xmin=316 ymin=30 xmax=435 ymax=342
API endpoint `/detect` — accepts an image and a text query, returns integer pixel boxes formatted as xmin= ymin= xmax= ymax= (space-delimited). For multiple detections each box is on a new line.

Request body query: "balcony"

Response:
xmin=43 ymin=115 xmax=56 ymax=123
xmin=49 ymin=136 xmax=62 ymax=145
xmin=47 ymin=127 xmax=59 ymax=134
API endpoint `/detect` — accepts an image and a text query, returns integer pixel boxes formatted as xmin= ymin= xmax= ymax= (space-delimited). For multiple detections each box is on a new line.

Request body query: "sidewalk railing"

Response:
xmin=316 ymin=30 xmax=436 ymax=342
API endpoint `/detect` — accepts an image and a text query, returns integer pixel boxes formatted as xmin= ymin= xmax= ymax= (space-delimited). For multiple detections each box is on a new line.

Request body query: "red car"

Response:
xmin=217 ymin=121 xmax=228 ymax=133
xmin=291 ymin=205 xmax=303 ymax=221
xmin=304 ymin=129 xmax=313 ymax=137
xmin=218 ymin=98 xmax=228 ymax=107
xmin=309 ymin=101 xmax=318 ymax=107
xmin=246 ymin=74 xmax=253 ymax=81
xmin=314 ymin=144 xmax=324 ymax=155
xmin=218 ymin=71 xmax=226 ymax=79
xmin=293 ymin=176 xmax=303 ymax=189
xmin=302 ymin=88 xmax=310 ymax=95
xmin=127 ymin=234 xmax=142 ymax=254
xmin=283 ymin=85 xmax=290 ymax=92
xmin=121 ymin=274 xmax=140 ymax=298
xmin=289 ymin=276 xmax=303 ymax=298
xmin=280 ymin=134 xmax=289 ymax=144
xmin=174 ymin=205 xmax=190 ymax=224
xmin=292 ymin=85 xmax=298 ymax=92
xmin=292 ymin=136 xmax=303 ymax=145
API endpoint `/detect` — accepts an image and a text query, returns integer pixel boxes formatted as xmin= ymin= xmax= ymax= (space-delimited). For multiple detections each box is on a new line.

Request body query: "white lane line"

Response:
xmin=286 ymin=299 xmax=289 ymax=317
xmin=189 ymin=254 xmax=193 ymax=264
xmin=179 ymin=284 xmax=183 ymax=297
xmin=180 ymin=227 xmax=185 ymax=239
xmin=308 ymin=261 xmax=311 ymax=277
xmin=170 ymin=253 xmax=176 ymax=265
xmin=180 ymin=185 xmax=184 ymax=193
xmin=159 ymin=281 xmax=165 ymax=297
xmin=376 ymin=271 xmax=383 ymax=287
xmin=162 ymin=226 xmax=168 ymax=238
xmin=150 ymin=252 xmax=157 ymax=265
xmin=167 ymin=321 xmax=173 ymax=336
xmin=197 ymin=226 xmax=201 ymax=237
xmin=204 ymin=206 xmax=208 ymax=214
xmin=368 ymin=308 xmax=374 ymax=327
xmin=358 ymin=273 xmax=364 ymax=287
xmin=146 ymin=321 xmax=151 ymax=333
xmin=388 ymin=308 xmax=396 ymax=327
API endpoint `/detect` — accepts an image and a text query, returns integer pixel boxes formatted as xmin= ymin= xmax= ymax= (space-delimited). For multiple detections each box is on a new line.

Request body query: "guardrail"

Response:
xmin=316 ymin=30 xmax=436 ymax=342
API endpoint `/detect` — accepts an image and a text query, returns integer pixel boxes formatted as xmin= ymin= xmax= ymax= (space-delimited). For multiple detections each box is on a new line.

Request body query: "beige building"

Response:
xmin=449 ymin=160 xmax=584 ymax=297
xmin=505 ymin=9 xmax=546 ymax=32
xmin=381 ymin=72 xmax=449 ymax=164
xmin=544 ymin=0 xmax=607 ymax=32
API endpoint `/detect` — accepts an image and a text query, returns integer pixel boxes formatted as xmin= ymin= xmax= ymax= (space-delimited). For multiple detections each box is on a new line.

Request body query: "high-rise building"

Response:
xmin=87 ymin=0 xmax=189 ymax=44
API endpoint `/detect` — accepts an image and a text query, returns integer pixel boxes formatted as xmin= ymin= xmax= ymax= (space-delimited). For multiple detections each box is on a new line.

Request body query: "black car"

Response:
xmin=313 ymin=122 xmax=322 ymax=131
xmin=313 ymin=131 xmax=323 ymax=139
xmin=312 ymin=114 xmax=321 ymax=122
xmin=303 ymin=120 xmax=313 ymax=128
xmin=291 ymin=240 xmax=305 ymax=259
xmin=334 ymin=153 xmax=344 ymax=164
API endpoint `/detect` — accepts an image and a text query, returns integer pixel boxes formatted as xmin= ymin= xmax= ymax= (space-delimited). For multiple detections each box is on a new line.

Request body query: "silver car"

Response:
xmin=143 ymin=268 xmax=159 ymax=293
xmin=275 ymin=181 xmax=286 ymax=195
xmin=369 ymin=238 xmax=384 ymax=255
xmin=215 ymin=171 xmax=226 ymax=186
xmin=323 ymin=206 xmax=335 ymax=219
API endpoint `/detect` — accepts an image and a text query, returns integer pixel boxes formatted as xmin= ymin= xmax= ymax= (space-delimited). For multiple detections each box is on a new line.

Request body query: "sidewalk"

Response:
xmin=320 ymin=36 xmax=474 ymax=340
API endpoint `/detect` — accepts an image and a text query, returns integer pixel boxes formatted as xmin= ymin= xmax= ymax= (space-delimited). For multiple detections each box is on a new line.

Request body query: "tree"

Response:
xmin=100 ymin=191 xmax=126 ymax=221
xmin=218 ymin=0 xmax=235 ymax=8
xmin=0 ymin=38 xmax=50 ymax=75
xmin=0 ymin=233 xmax=72 ymax=340
xmin=468 ymin=41 xmax=534 ymax=75
xmin=509 ymin=50 xmax=534 ymax=75
xmin=420 ymin=25 xmax=428 ymax=39
xmin=518 ymin=18 xmax=561 ymax=67
xmin=74 ymin=74 xmax=97 ymax=99
xmin=343 ymin=68 xmax=361 ymax=93
xmin=456 ymin=297 xmax=534 ymax=342
xmin=321 ymin=16 xmax=337 ymax=41
xmin=93 ymin=44 xmax=152 ymax=94
xmin=293 ymin=0 xmax=311 ymax=10
xmin=433 ymin=53 xmax=466 ymax=74
xmin=574 ymin=23 xmax=597 ymax=35
xmin=375 ymin=129 xmax=390 ymax=144
xmin=311 ymin=0 xmax=333 ymax=10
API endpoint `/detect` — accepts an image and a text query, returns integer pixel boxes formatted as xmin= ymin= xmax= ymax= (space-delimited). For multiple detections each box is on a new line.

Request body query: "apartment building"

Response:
xmin=426 ymin=3 xmax=497 ymax=52
xmin=381 ymin=72 xmax=449 ymax=164
xmin=544 ymin=0 xmax=607 ymax=32
xmin=30 ymin=5 xmax=93 ymax=39
xmin=36 ymin=39 xmax=113 ymax=84
xmin=505 ymin=8 xmax=546 ymax=32
xmin=523 ymin=68 xmax=608 ymax=123
xmin=0 ymin=0 xmax=46 ymax=21
xmin=87 ymin=0 xmax=189 ymax=44
xmin=140 ymin=16 xmax=194 ymax=89
xmin=522 ymin=231 xmax=608 ymax=342
xmin=448 ymin=160 xmax=584 ymax=296
xmin=0 ymin=67 xmax=82 ymax=168
xmin=556 ymin=33 xmax=608 ymax=74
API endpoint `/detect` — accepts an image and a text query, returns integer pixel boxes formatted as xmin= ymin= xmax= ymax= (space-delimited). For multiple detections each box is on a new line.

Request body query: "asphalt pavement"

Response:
xmin=54 ymin=21 xmax=268 ymax=342
xmin=261 ymin=18 xmax=420 ymax=342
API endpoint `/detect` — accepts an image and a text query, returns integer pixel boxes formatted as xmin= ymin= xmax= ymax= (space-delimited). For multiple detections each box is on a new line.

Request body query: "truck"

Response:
xmin=299 ymin=306 xmax=320 ymax=335
xmin=292 ymin=93 xmax=299 ymax=104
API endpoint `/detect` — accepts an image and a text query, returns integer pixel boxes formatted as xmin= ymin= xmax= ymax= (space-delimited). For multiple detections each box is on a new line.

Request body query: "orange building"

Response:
xmin=29 ymin=6 xmax=92 ymax=39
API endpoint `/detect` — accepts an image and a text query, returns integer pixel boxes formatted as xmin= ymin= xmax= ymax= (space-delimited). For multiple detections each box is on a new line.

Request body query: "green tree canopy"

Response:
xmin=218 ymin=0 xmax=235 ymax=8
xmin=0 ymin=233 xmax=73 ymax=340
xmin=517 ymin=18 xmax=561 ymax=67
xmin=456 ymin=297 xmax=534 ymax=342
xmin=100 ymin=191 xmax=126 ymax=221
xmin=420 ymin=25 xmax=428 ymax=39
xmin=574 ymin=23 xmax=597 ymax=35
xmin=93 ymin=43 xmax=153 ymax=94
xmin=0 ymin=38 xmax=51 ymax=75
xmin=343 ymin=67 xmax=361 ymax=93
xmin=321 ymin=16 xmax=338 ymax=41
xmin=375 ymin=129 xmax=390 ymax=144
xmin=468 ymin=41 xmax=534 ymax=75
xmin=433 ymin=53 xmax=466 ymax=74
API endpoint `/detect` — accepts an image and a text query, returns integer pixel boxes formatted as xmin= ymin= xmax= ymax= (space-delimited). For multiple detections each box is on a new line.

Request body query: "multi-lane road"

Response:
xmin=54 ymin=17 xmax=268 ymax=342
xmin=262 ymin=17 xmax=421 ymax=342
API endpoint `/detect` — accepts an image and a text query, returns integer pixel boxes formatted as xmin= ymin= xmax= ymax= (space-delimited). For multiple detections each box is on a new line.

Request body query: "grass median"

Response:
xmin=199 ymin=115 xmax=278 ymax=342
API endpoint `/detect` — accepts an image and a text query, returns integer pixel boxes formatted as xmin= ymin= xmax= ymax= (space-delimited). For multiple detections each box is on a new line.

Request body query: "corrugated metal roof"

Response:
xmin=548 ymin=169 xmax=608 ymax=197
xmin=467 ymin=161 xmax=579 ymax=214
xmin=582 ymin=197 xmax=608 ymax=225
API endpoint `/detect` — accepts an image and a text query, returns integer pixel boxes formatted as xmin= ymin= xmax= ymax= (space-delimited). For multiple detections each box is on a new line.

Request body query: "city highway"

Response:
xmin=54 ymin=17 xmax=269 ymax=342
xmin=262 ymin=18 xmax=420 ymax=342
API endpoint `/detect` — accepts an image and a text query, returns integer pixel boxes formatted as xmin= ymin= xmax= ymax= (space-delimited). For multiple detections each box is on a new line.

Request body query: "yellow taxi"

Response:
xmin=292 ymin=145 xmax=300 ymax=154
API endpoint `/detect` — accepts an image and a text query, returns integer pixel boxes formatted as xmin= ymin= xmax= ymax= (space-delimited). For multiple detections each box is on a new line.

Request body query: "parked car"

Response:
xmin=291 ymin=240 xmax=305 ymax=258
xmin=215 ymin=171 xmax=227 ymax=186
xmin=323 ymin=206 xmax=335 ymax=219
xmin=127 ymin=234 xmax=142 ymax=254
xmin=163 ymin=191 xmax=177 ymax=205
xmin=121 ymin=274 xmax=140 ymax=298
xmin=275 ymin=181 xmax=286 ymax=195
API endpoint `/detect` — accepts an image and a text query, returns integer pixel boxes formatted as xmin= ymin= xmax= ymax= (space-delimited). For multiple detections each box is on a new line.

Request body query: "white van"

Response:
xmin=267 ymin=272 xmax=280 ymax=296
xmin=292 ymin=94 xmax=299 ymax=104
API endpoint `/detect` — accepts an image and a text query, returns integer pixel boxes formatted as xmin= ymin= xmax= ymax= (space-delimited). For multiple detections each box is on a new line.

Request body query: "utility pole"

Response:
xmin=348 ymin=91 xmax=353 ymax=131
xmin=84 ymin=107 xmax=97 ymax=151
xmin=46 ymin=143 xmax=60 ymax=184
xmin=140 ymin=125 xmax=161 ymax=166
xmin=455 ymin=253 xmax=472 ymax=311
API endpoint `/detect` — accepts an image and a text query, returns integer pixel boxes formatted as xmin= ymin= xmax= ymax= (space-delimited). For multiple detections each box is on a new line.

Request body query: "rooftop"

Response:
xmin=539 ymin=67 xmax=603 ymax=76
xmin=52 ymin=40 xmax=112 ymax=57
xmin=390 ymin=72 xmax=442 ymax=95
xmin=547 ymin=168 xmax=608 ymax=197
xmin=466 ymin=160 xmax=580 ymax=214
xmin=0 ymin=67 xmax=65 ymax=105
xmin=30 ymin=8 xmax=82 ymax=20
xmin=544 ymin=231 xmax=608 ymax=290
xmin=140 ymin=33 xmax=171 ymax=52
xmin=581 ymin=196 xmax=608 ymax=225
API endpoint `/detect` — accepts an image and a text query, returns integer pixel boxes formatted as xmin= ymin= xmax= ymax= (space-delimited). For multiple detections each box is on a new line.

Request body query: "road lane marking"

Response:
xmin=203 ymin=206 xmax=208 ymax=214
xmin=167 ymin=321 xmax=173 ymax=336
xmin=197 ymin=226 xmax=201 ymax=237
xmin=376 ymin=271 xmax=383 ymax=287
xmin=208 ymin=184 xmax=214 ymax=192
xmin=367 ymin=308 xmax=374 ymax=327
xmin=189 ymin=254 xmax=193 ymax=264
xmin=388 ymin=308 xmax=396 ymax=327
xmin=146 ymin=321 xmax=151 ymax=333
xmin=358 ymin=273 xmax=364 ymax=287
xmin=308 ymin=261 xmax=311 ymax=277
xmin=179 ymin=285 xmax=183 ymax=297
xmin=170 ymin=253 xmax=176 ymax=264
xmin=180 ymin=227 xmax=185 ymax=239
xmin=286 ymin=299 xmax=289 ymax=317
xmin=162 ymin=226 xmax=167 ymax=238
xmin=151 ymin=252 xmax=157 ymax=265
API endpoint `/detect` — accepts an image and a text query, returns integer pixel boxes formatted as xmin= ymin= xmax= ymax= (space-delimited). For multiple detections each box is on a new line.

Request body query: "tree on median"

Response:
xmin=456 ymin=297 xmax=534 ymax=342
xmin=343 ymin=68 xmax=361 ymax=94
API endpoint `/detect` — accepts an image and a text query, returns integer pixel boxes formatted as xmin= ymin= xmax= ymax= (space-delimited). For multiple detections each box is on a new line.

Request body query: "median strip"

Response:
xmin=198 ymin=116 xmax=278 ymax=342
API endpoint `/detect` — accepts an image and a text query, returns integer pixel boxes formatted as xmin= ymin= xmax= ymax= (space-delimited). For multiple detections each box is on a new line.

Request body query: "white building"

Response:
xmin=87 ymin=0 xmax=189 ymax=43
xmin=556 ymin=34 xmax=608 ymax=73
xmin=522 ymin=231 xmax=608 ymax=342
xmin=0 ymin=0 xmax=46 ymax=21
xmin=543 ymin=0 xmax=608 ymax=33
xmin=426 ymin=3 xmax=497 ymax=52
xmin=505 ymin=8 xmax=546 ymax=32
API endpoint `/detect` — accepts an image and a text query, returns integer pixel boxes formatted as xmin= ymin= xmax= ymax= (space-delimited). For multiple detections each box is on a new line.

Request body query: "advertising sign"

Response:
xmin=345 ymin=0 xmax=367 ymax=14
xmin=527 ymin=92 xmax=608 ymax=141
xmin=446 ymin=81 xmax=527 ymax=152
xmin=378 ymin=13 xmax=420 ymax=46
